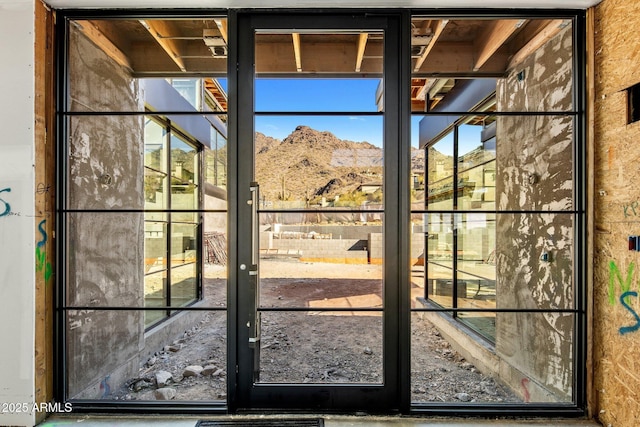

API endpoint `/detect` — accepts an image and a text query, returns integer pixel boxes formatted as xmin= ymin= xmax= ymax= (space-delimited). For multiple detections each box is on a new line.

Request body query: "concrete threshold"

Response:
xmin=39 ymin=414 xmax=599 ymax=427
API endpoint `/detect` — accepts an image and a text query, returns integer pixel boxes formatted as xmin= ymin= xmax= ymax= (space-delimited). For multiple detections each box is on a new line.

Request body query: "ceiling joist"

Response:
xmin=355 ymin=33 xmax=368 ymax=72
xmin=292 ymin=32 xmax=302 ymax=72
xmin=75 ymin=20 xmax=132 ymax=71
xmin=473 ymin=19 xmax=526 ymax=71
xmin=413 ymin=20 xmax=448 ymax=72
xmin=214 ymin=18 xmax=228 ymax=43
xmin=140 ymin=20 xmax=187 ymax=72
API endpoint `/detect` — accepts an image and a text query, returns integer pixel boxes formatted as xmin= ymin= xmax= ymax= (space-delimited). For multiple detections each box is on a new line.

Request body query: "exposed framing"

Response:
xmin=35 ymin=1 xmax=56 ymax=423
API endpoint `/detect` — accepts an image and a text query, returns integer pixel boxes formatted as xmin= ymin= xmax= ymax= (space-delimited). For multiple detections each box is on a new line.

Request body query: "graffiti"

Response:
xmin=608 ymin=261 xmax=634 ymax=305
xmin=36 ymin=219 xmax=52 ymax=282
xmin=623 ymin=200 xmax=640 ymax=218
xmin=619 ymin=291 xmax=640 ymax=335
xmin=520 ymin=378 xmax=531 ymax=403
xmin=609 ymin=261 xmax=640 ymax=335
xmin=99 ymin=375 xmax=111 ymax=398
xmin=35 ymin=183 xmax=51 ymax=195
xmin=0 ymin=187 xmax=10 ymax=217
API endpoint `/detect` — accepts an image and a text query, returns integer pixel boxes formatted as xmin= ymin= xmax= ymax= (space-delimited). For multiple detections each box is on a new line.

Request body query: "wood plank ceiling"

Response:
xmin=74 ymin=16 xmax=571 ymax=112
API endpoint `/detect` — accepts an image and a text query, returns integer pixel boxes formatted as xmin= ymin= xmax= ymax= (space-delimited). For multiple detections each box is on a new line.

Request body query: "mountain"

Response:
xmin=254 ymin=125 xmax=426 ymax=205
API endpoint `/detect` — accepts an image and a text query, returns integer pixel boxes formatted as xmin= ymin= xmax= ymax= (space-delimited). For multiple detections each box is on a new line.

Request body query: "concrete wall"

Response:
xmin=593 ymin=0 xmax=640 ymax=424
xmin=0 ymin=1 xmax=36 ymax=425
xmin=494 ymin=26 xmax=575 ymax=401
xmin=66 ymin=26 xmax=145 ymax=398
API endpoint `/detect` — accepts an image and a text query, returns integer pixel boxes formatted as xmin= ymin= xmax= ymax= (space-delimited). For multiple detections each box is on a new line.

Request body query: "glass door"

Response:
xmin=234 ymin=12 xmax=405 ymax=411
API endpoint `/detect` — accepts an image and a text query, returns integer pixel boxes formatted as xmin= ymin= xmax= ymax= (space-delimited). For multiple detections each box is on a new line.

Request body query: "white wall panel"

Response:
xmin=0 ymin=1 xmax=36 ymax=426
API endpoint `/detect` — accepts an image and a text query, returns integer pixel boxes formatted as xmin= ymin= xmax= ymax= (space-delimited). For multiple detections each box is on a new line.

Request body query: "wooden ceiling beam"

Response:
xmin=508 ymin=19 xmax=568 ymax=70
xmin=140 ymin=20 xmax=187 ymax=72
xmin=355 ymin=33 xmax=368 ymax=73
xmin=74 ymin=20 xmax=132 ymax=71
xmin=473 ymin=19 xmax=526 ymax=71
xmin=413 ymin=20 xmax=448 ymax=72
xmin=292 ymin=33 xmax=302 ymax=72
xmin=214 ymin=18 xmax=228 ymax=44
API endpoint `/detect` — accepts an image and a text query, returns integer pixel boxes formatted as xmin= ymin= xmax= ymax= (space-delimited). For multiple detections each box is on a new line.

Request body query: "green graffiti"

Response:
xmin=608 ymin=261 xmax=634 ymax=305
xmin=36 ymin=219 xmax=52 ymax=282
xmin=35 ymin=246 xmax=52 ymax=281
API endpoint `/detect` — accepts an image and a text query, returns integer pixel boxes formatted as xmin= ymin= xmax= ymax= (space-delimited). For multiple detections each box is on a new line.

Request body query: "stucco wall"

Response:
xmin=66 ymin=26 xmax=145 ymax=398
xmin=495 ymin=26 xmax=575 ymax=401
xmin=593 ymin=0 xmax=640 ymax=424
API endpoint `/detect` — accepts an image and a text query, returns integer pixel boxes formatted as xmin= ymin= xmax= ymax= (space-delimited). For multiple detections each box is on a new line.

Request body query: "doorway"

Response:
xmin=232 ymin=12 xmax=406 ymax=412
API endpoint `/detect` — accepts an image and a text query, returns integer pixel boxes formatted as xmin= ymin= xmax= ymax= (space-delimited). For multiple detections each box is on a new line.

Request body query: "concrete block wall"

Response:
xmin=266 ymin=234 xmax=369 ymax=263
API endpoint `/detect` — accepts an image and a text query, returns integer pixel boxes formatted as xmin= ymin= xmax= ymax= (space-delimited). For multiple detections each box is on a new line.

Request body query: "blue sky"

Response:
xmin=255 ymin=78 xmax=388 ymax=146
xmin=217 ymin=77 xmax=481 ymax=151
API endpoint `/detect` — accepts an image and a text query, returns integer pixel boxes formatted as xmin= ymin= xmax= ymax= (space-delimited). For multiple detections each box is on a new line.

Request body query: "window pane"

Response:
xmin=170 ymin=262 xmax=197 ymax=307
xmin=496 ymin=213 xmax=574 ymax=310
xmin=425 ymin=213 xmax=455 ymax=309
xmin=259 ymin=213 xmax=383 ymax=309
xmin=144 ymin=118 xmax=167 ymax=172
xmin=410 ymin=18 xmax=573 ymax=112
xmin=256 ymin=78 xmax=382 ymax=113
xmin=144 ymin=270 xmax=167 ymax=327
xmin=258 ymin=311 xmax=382 ymax=384
xmin=66 ymin=212 xmax=144 ymax=308
xmin=171 ymin=134 xmax=199 ymax=221
xmin=458 ymin=161 xmax=496 ymax=211
xmin=171 ymin=223 xmax=198 ymax=268
xmin=457 ymin=121 xmax=497 ymax=212
xmin=411 ymin=311 xmax=574 ymax=404
xmin=67 ymin=309 xmax=227 ymax=401
xmin=255 ymin=31 xmax=383 ymax=76
xmin=254 ymin=116 xmax=383 ymax=209
xmin=496 ymin=115 xmax=573 ymax=212
xmin=67 ymin=19 xmax=228 ymax=112
xmin=205 ymin=128 xmax=228 ymax=192
xmin=426 ymin=132 xmax=454 ymax=210
xmin=456 ymin=213 xmax=496 ymax=341
xmin=67 ymin=115 xmax=144 ymax=210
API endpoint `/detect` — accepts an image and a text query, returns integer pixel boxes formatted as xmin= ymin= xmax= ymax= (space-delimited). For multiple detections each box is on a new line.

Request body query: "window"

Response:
xmin=144 ymin=118 xmax=201 ymax=327
xmin=410 ymin=15 xmax=579 ymax=406
xmin=61 ymin=15 xmax=228 ymax=402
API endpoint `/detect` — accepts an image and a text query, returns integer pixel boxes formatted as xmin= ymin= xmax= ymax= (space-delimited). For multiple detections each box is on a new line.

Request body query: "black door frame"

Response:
xmin=227 ymin=10 xmax=411 ymax=413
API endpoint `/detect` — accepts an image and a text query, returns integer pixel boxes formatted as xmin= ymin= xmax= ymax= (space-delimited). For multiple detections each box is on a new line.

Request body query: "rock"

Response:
xmin=183 ymin=365 xmax=204 ymax=377
xmin=133 ymin=379 xmax=152 ymax=392
xmin=212 ymin=368 xmax=225 ymax=377
xmin=156 ymin=370 xmax=173 ymax=387
xmin=164 ymin=344 xmax=182 ymax=352
xmin=461 ymin=362 xmax=474 ymax=370
xmin=155 ymin=387 xmax=177 ymax=400
xmin=202 ymin=365 xmax=218 ymax=376
xmin=455 ymin=392 xmax=471 ymax=402
xmin=146 ymin=356 xmax=157 ymax=367
xmin=363 ymin=347 xmax=373 ymax=355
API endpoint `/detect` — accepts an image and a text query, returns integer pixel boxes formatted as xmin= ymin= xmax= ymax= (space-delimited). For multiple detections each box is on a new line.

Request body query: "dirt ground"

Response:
xmin=110 ymin=260 xmax=518 ymax=404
